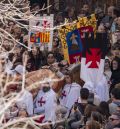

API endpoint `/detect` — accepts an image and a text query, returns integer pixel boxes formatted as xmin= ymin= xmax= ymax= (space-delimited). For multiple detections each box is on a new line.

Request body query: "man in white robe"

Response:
xmin=34 ymin=82 xmax=57 ymax=122
xmin=59 ymin=82 xmax=81 ymax=118
xmin=16 ymin=89 xmax=33 ymax=116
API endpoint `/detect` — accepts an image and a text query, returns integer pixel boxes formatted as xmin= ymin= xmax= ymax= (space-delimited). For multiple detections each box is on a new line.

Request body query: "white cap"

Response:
xmin=14 ymin=65 xmax=25 ymax=75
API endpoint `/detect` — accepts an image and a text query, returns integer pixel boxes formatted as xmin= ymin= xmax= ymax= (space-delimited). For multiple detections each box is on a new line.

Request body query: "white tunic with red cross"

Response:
xmin=59 ymin=83 xmax=81 ymax=110
xmin=34 ymin=89 xmax=57 ymax=122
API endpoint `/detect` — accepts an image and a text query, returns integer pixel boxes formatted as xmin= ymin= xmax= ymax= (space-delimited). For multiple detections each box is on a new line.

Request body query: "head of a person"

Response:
xmin=68 ymin=7 xmax=75 ymax=18
xmin=116 ymin=17 xmax=120 ymax=27
xmin=78 ymin=9 xmax=85 ymax=17
xmin=83 ymin=3 xmax=89 ymax=13
xmin=4 ymin=26 xmax=11 ymax=33
xmin=42 ymin=82 xmax=51 ymax=93
xmin=8 ymin=21 xmax=15 ymax=28
xmin=112 ymin=8 xmax=120 ymax=19
xmin=31 ymin=45 xmax=40 ymax=56
xmin=59 ymin=60 xmax=69 ymax=73
xmin=18 ymin=109 xmax=28 ymax=118
xmin=31 ymin=3 xmax=40 ymax=12
xmin=64 ymin=71 xmax=73 ymax=84
xmin=116 ymin=104 xmax=120 ymax=112
xmin=91 ymin=111 xmax=103 ymax=124
xmin=85 ymin=120 xmax=101 ymax=129
xmin=108 ymin=6 xmax=115 ymax=17
xmin=14 ymin=46 xmax=22 ymax=56
xmin=3 ymin=39 xmax=12 ymax=51
xmin=54 ymin=125 xmax=65 ymax=129
xmin=13 ymin=24 xmax=21 ymax=35
xmin=104 ymin=59 xmax=111 ymax=71
xmin=55 ymin=12 xmax=64 ymax=24
xmin=111 ymin=88 xmax=120 ymax=101
xmin=111 ymin=57 xmax=120 ymax=71
xmin=97 ymin=24 xmax=106 ymax=33
xmin=80 ymin=88 xmax=89 ymax=100
xmin=85 ymin=104 xmax=97 ymax=119
xmin=109 ymin=112 xmax=120 ymax=126
xmin=95 ymin=7 xmax=104 ymax=18
xmin=47 ymin=52 xmax=56 ymax=65
xmin=53 ymin=37 xmax=59 ymax=48
xmin=113 ymin=50 xmax=120 ymax=59
xmin=98 ymin=101 xmax=110 ymax=118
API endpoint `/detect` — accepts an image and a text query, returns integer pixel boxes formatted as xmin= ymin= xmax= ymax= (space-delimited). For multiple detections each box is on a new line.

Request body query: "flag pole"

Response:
xmin=47 ymin=0 xmax=50 ymax=14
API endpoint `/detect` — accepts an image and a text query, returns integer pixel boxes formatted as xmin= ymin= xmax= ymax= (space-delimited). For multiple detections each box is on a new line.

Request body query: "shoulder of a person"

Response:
xmin=94 ymin=94 xmax=101 ymax=100
xmin=109 ymin=102 xmax=118 ymax=107
xmin=47 ymin=89 xmax=56 ymax=96
xmin=22 ymin=90 xmax=32 ymax=98
xmin=37 ymin=89 xmax=44 ymax=96
xmin=72 ymin=82 xmax=81 ymax=88
xmin=63 ymin=84 xmax=71 ymax=89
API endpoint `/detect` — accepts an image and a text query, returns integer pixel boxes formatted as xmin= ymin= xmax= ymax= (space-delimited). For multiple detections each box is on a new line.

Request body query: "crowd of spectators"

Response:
xmin=0 ymin=1 xmax=120 ymax=129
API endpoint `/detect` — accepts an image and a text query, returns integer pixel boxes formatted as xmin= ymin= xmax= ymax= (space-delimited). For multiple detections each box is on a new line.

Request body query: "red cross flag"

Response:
xmin=80 ymin=32 xmax=108 ymax=86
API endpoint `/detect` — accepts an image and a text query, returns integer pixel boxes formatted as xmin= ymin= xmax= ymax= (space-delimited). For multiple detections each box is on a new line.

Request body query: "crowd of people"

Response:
xmin=0 ymin=1 xmax=120 ymax=129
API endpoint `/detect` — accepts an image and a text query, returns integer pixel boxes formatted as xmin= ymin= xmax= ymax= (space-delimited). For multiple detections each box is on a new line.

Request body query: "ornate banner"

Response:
xmin=59 ymin=14 xmax=97 ymax=64
xmin=29 ymin=14 xmax=54 ymax=51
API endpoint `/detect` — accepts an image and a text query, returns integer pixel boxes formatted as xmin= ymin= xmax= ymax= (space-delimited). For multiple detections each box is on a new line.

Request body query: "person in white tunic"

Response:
xmin=59 ymin=72 xmax=81 ymax=118
xmin=16 ymin=89 xmax=33 ymax=116
xmin=34 ymin=82 xmax=57 ymax=122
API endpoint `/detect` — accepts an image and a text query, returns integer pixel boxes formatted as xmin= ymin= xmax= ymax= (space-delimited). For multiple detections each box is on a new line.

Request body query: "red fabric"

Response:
xmin=69 ymin=53 xmax=81 ymax=63
xmin=86 ymin=48 xmax=101 ymax=68
xmin=79 ymin=26 xmax=93 ymax=43
xmin=35 ymin=115 xmax=45 ymax=123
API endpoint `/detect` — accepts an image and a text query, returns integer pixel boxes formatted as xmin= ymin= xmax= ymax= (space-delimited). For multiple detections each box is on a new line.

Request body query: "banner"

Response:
xmin=29 ymin=14 xmax=54 ymax=51
xmin=80 ymin=32 xmax=108 ymax=86
xmin=59 ymin=14 xmax=97 ymax=64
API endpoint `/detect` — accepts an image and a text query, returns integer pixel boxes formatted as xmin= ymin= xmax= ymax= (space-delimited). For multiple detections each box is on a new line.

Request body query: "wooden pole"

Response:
xmin=47 ymin=0 xmax=50 ymax=14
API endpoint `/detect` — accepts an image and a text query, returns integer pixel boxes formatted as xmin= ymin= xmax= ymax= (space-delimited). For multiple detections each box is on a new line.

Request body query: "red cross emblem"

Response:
xmin=38 ymin=97 xmax=46 ymax=107
xmin=86 ymin=48 xmax=101 ymax=68
xmin=61 ymin=91 xmax=66 ymax=99
xmin=42 ymin=20 xmax=50 ymax=30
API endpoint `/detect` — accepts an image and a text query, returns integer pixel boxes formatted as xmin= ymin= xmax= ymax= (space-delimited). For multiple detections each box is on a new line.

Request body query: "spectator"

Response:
xmin=110 ymin=57 xmax=120 ymax=92
xmin=55 ymin=12 xmax=64 ymax=25
xmin=104 ymin=59 xmax=112 ymax=82
xmin=44 ymin=52 xmax=56 ymax=67
xmin=109 ymin=88 xmax=120 ymax=115
xmin=82 ymin=3 xmax=90 ymax=16
xmin=110 ymin=8 xmax=120 ymax=32
xmin=83 ymin=82 xmax=101 ymax=106
xmin=85 ymin=120 xmax=101 ymax=129
xmin=84 ymin=104 xmax=97 ymax=122
xmin=106 ymin=112 xmax=120 ymax=129
xmin=76 ymin=88 xmax=90 ymax=115
xmin=91 ymin=111 xmax=103 ymax=126
xmin=98 ymin=101 xmax=110 ymax=120
xmin=101 ymin=6 xmax=115 ymax=28
xmin=30 ymin=45 xmax=46 ymax=70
